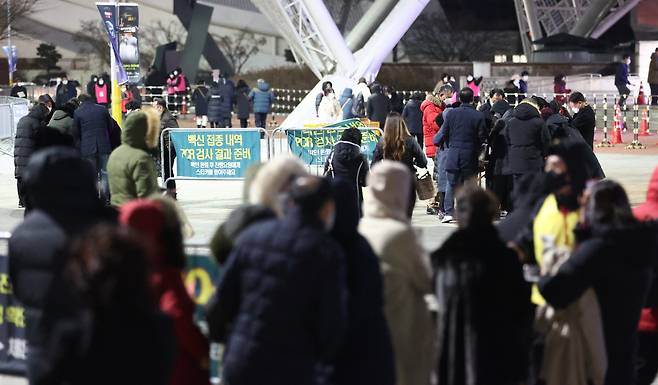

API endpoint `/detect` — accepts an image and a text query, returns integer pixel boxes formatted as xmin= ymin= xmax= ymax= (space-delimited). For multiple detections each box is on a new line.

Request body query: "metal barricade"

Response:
xmin=270 ymin=126 xmax=383 ymax=176
xmin=160 ymin=128 xmax=271 ymax=187
xmin=0 ymin=97 xmax=30 ymax=156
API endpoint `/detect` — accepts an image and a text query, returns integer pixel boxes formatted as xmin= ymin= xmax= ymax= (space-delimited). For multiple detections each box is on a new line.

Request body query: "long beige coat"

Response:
xmin=359 ymin=160 xmax=435 ymax=385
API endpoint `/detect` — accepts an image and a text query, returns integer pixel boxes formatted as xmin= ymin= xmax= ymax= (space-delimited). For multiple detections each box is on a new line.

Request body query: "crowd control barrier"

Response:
xmin=161 ymin=128 xmax=270 ymax=187
xmin=0 ymin=232 xmax=27 ymax=376
xmin=0 ymin=97 xmax=29 ymax=156
xmin=271 ymin=119 xmax=383 ymax=176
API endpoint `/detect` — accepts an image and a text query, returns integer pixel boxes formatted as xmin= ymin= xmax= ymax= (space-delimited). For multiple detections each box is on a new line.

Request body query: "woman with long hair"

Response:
xmin=372 ymin=112 xmax=427 ymax=217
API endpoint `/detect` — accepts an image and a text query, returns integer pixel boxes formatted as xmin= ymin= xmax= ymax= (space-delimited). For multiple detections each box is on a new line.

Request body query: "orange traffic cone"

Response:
xmin=637 ymin=82 xmax=647 ymax=105
xmin=640 ymin=110 xmax=651 ymax=136
xmin=181 ymin=95 xmax=187 ymax=115
xmin=611 ymin=106 xmax=624 ymax=144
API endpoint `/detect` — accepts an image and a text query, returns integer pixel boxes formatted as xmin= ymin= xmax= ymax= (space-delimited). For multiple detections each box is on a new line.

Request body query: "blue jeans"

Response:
xmin=84 ymin=153 xmax=110 ymax=204
xmin=444 ymin=168 xmax=476 ymax=216
xmin=255 ymin=112 xmax=267 ymax=128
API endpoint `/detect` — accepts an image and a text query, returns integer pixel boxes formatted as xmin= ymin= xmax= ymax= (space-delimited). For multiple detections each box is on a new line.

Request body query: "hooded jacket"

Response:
xmin=14 ymin=104 xmax=49 ymax=178
xmin=546 ymin=112 xmax=605 ymax=179
xmin=206 ymin=82 xmax=224 ymax=123
xmin=436 ymin=103 xmax=488 ymax=173
xmin=47 ymin=102 xmax=78 ymax=137
xmin=207 ymin=207 xmax=347 ymax=385
xmin=539 ymin=223 xmax=657 ymax=385
xmin=366 ymin=84 xmax=391 ymax=129
xmin=330 ymin=179 xmax=395 ymax=385
xmin=235 ymin=84 xmax=251 ymax=119
xmin=633 ymin=165 xmax=658 ymax=334
xmin=120 ymin=200 xmax=210 ymax=385
xmin=433 ymin=225 xmax=532 ymax=385
xmin=9 ymin=147 xmax=107 ymax=382
xmin=107 ymin=109 xmax=160 ymax=206
xmin=421 ymin=95 xmax=444 ymax=157
xmin=325 ymin=139 xmax=369 ymax=212
xmin=358 ymin=161 xmax=435 ymax=385
xmin=503 ymin=101 xmax=551 ymax=175
xmin=248 ymin=80 xmax=274 ymax=114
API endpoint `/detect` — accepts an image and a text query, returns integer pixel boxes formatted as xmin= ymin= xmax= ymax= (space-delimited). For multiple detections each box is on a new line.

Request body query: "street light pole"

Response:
xmin=7 ymin=0 xmax=12 ymax=86
xmin=110 ymin=0 xmax=122 ymax=126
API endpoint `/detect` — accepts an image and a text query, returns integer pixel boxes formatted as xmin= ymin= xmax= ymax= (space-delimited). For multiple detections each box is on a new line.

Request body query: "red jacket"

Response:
xmin=554 ymin=81 xmax=571 ymax=105
xmin=421 ymin=96 xmax=445 ymax=158
xmin=119 ymin=200 xmax=210 ymax=385
xmin=634 ymin=165 xmax=658 ymax=333
xmin=152 ymin=269 xmax=210 ymax=385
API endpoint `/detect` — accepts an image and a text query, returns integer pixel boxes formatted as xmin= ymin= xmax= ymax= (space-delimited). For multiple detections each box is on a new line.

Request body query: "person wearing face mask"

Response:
xmin=465 ymin=74 xmax=483 ymax=104
xmin=504 ymin=77 xmax=521 ymax=106
xmin=359 ymin=161 xmax=435 ymax=385
xmin=86 ymin=74 xmax=98 ymax=100
xmin=207 ymin=175 xmax=347 ymax=385
xmin=318 ymin=87 xmax=342 ymax=122
xmin=55 ymin=76 xmax=78 ymax=109
xmin=569 ymin=92 xmax=596 ymax=149
xmin=422 ymin=84 xmax=452 ymax=215
xmin=616 ymin=53 xmax=635 ymax=108
xmin=94 ymin=76 xmax=110 ymax=108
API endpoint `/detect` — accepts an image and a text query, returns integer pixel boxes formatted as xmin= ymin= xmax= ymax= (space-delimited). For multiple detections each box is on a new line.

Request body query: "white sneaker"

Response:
xmin=441 ymin=215 xmax=454 ymax=223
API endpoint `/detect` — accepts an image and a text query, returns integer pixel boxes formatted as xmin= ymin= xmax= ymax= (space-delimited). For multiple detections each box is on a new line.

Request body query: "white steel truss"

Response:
xmin=516 ymin=0 xmax=636 ymax=57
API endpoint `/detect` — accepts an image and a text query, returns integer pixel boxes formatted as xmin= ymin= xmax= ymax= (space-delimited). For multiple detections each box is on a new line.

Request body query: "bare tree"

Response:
xmin=402 ymin=13 xmax=511 ymax=62
xmin=73 ymin=19 xmax=187 ymax=70
xmin=214 ymin=31 xmax=266 ymax=75
xmin=73 ymin=20 xmax=111 ymax=67
xmin=140 ymin=20 xmax=187 ymax=67
xmin=0 ymin=0 xmax=39 ymax=41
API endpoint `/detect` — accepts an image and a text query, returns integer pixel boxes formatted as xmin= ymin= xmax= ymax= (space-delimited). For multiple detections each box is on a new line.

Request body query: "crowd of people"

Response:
xmin=6 ymin=56 xmax=658 ymax=385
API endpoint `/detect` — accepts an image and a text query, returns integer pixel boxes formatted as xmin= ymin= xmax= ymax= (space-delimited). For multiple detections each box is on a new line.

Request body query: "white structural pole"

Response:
xmin=591 ymin=0 xmax=641 ymax=39
xmin=346 ymin=0 xmax=398 ymax=52
xmin=300 ymin=0 xmax=356 ymax=77
xmin=522 ymin=0 xmax=543 ymax=50
xmin=352 ymin=0 xmax=430 ymax=82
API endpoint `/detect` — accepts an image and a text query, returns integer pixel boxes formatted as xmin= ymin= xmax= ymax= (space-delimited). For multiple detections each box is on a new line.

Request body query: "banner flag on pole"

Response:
xmin=97 ymin=3 xmax=127 ymax=84
xmin=2 ymin=46 xmax=16 ymax=73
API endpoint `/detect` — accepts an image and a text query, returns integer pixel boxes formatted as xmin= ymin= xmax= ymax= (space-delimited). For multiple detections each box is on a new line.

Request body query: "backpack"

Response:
xmin=351 ymin=92 xmax=365 ymax=118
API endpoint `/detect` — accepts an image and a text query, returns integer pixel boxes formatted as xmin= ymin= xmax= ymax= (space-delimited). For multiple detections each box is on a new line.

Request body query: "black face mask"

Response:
xmin=545 ymin=171 xmax=569 ymax=193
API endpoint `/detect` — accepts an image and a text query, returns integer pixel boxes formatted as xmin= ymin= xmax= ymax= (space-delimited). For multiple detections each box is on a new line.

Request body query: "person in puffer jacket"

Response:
xmin=107 ymin=108 xmax=161 ymax=206
xmin=14 ymin=103 xmax=50 ymax=207
xmin=633 ymin=164 xmax=658 ymax=385
xmin=248 ymin=79 xmax=274 ymax=129
xmin=324 ymin=128 xmax=369 ymax=214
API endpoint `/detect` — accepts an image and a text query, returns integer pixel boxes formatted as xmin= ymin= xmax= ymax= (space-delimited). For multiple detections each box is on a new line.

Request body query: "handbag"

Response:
xmin=415 ymin=169 xmax=436 ymax=200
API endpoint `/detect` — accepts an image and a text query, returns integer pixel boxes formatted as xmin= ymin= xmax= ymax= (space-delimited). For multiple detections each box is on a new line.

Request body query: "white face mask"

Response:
xmin=571 ymin=106 xmax=580 ymax=114
xmin=522 ymin=76 xmax=529 ymax=82
xmin=98 ymin=80 xmax=104 ymax=86
xmin=467 ymin=76 xmax=474 ymax=82
xmin=443 ymin=77 xmax=448 ymax=83
xmin=62 ymin=80 xmax=68 ymax=85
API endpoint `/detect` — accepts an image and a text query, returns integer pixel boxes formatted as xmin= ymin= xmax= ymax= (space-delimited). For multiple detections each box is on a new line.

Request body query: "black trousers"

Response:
xmin=617 ymin=84 xmax=631 ymax=107
xmin=240 ymin=118 xmax=248 ymax=128
xmin=16 ymin=177 xmax=25 ymax=206
xmin=650 ymin=83 xmax=658 ymax=106
xmin=412 ymin=133 xmax=424 ymax=149
xmin=636 ymin=332 xmax=658 ymax=385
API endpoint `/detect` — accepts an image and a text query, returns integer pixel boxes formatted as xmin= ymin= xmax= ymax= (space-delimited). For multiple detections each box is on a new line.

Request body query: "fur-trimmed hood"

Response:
xmin=248 ymin=156 xmax=307 ymax=216
xmin=122 ymin=107 xmax=160 ymax=150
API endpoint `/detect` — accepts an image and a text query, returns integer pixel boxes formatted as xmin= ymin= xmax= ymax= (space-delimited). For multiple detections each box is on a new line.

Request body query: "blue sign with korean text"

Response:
xmin=169 ymin=130 xmax=262 ymax=179
xmin=286 ymin=119 xmax=382 ymax=166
